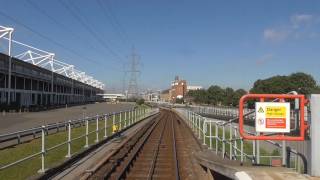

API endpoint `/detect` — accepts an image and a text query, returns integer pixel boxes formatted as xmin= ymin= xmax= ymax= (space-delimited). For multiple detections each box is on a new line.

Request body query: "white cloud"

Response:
xmin=291 ymin=14 xmax=314 ymax=28
xmin=263 ymin=29 xmax=289 ymax=42
xmin=263 ymin=13 xmax=319 ymax=42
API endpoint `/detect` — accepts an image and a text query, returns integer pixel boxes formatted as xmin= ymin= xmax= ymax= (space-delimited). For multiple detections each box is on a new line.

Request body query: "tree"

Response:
xmin=175 ymin=98 xmax=184 ymax=104
xmin=136 ymin=98 xmax=145 ymax=105
xmin=187 ymin=89 xmax=209 ymax=104
xmin=232 ymin=89 xmax=247 ymax=106
xmin=207 ymin=85 xmax=224 ymax=105
xmin=289 ymin=72 xmax=317 ymax=94
xmin=224 ymin=87 xmax=234 ymax=106
xmin=187 ymin=86 xmax=247 ymax=107
xmin=250 ymin=72 xmax=318 ymax=95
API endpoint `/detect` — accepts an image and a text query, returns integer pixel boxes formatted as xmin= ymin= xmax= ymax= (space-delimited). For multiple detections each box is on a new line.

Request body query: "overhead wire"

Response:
xmin=0 ymin=10 xmax=103 ymax=66
xmin=105 ymin=0 xmax=132 ymax=45
xmin=58 ymin=0 xmax=125 ymax=63
xmin=96 ymin=0 xmax=129 ymax=46
xmin=25 ymin=0 xmax=107 ymax=56
xmin=24 ymin=0 xmax=123 ymax=71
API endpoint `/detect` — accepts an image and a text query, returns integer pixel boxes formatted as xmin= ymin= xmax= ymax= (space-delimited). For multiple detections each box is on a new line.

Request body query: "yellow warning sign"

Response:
xmin=266 ymin=106 xmax=286 ymax=118
xmin=255 ymin=102 xmax=290 ymax=133
xmin=112 ymin=124 xmax=119 ymax=133
xmin=258 ymin=107 xmax=264 ymax=113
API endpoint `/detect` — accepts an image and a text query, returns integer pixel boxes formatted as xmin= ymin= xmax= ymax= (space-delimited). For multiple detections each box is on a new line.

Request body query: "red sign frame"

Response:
xmin=239 ymin=94 xmax=307 ymax=141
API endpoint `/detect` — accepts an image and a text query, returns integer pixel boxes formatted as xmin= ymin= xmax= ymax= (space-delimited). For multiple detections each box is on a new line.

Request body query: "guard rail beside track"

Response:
xmin=0 ymin=106 xmax=158 ymax=174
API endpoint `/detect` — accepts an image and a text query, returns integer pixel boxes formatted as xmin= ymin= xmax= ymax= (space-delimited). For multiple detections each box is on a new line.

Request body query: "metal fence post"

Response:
xmin=282 ymin=140 xmax=286 ymax=166
xmin=104 ymin=115 xmax=108 ymax=138
xmin=124 ymin=111 xmax=127 ymax=128
xmin=230 ymin=123 xmax=233 ymax=160
xmin=129 ymin=109 xmax=132 ymax=125
xmin=189 ymin=111 xmax=191 ymax=127
xmin=137 ymin=108 xmax=139 ymax=121
xmin=209 ymin=121 xmax=212 ymax=149
xmin=85 ymin=118 xmax=89 ymax=148
xmin=240 ymin=138 xmax=244 ymax=165
xmin=222 ymin=125 xmax=225 ymax=158
xmin=203 ymin=119 xmax=206 ymax=145
xmin=129 ymin=109 xmax=131 ymax=126
xmin=215 ymin=124 xmax=218 ymax=154
xmin=256 ymin=134 xmax=260 ymax=164
xmin=198 ymin=115 xmax=201 ymax=139
xmin=112 ymin=112 xmax=115 ymax=134
xmin=252 ymin=140 xmax=256 ymax=163
xmin=95 ymin=115 xmax=99 ymax=143
xmin=234 ymin=128 xmax=238 ymax=156
xmin=135 ymin=109 xmax=137 ymax=123
xmin=192 ymin=112 xmax=194 ymax=131
xmin=189 ymin=111 xmax=191 ymax=126
xmin=39 ymin=125 xmax=46 ymax=173
xmin=66 ymin=120 xmax=71 ymax=158
xmin=119 ymin=111 xmax=122 ymax=130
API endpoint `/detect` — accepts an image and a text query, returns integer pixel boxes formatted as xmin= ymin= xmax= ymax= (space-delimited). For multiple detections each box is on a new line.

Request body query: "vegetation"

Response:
xmin=136 ymin=98 xmax=145 ymax=105
xmin=187 ymin=72 xmax=320 ymax=106
xmin=250 ymin=72 xmax=320 ymax=95
xmin=187 ymin=86 xmax=247 ymax=106
xmin=175 ymin=98 xmax=184 ymax=104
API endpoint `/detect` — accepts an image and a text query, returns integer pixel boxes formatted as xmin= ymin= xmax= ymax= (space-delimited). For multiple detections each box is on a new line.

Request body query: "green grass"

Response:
xmin=0 ymin=107 xmax=149 ymax=180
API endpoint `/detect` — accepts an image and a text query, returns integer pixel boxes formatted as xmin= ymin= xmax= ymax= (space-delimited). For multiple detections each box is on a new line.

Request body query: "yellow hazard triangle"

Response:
xmin=258 ymin=107 xmax=264 ymax=113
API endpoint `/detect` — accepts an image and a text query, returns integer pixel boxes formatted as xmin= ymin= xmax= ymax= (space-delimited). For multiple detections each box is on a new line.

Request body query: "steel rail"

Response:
xmin=147 ymin=114 xmax=168 ymax=180
xmin=171 ymin=111 xmax=180 ymax=180
xmin=91 ymin=112 xmax=165 ymax=179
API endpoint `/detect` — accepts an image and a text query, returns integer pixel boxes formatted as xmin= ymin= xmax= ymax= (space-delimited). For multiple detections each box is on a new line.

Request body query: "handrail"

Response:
xmin=0 ymin=107 xmax=158 ymax=173
xmin=182 ymin=109 xmax=307 ymax=174
xmin=0 ymin=109 xmax=138 ymax=146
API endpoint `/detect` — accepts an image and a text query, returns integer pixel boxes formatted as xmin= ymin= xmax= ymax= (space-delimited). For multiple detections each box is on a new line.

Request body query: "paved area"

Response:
xmin=0 ymin=102 xmax=134 ymax=134
xmin=195 ymin=150 xmax=319 ymax=180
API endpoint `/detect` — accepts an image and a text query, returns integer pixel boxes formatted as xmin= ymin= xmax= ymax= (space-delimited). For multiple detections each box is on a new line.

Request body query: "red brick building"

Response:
xmin=170 ymin=76 xmax=187 ymax=103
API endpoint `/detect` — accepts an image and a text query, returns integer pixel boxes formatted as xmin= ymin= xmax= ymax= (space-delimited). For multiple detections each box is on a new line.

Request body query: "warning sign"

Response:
xmin=255 ymin=102 xmax=290 ymax=133
xmin=266 ymin=106 xmax=286 ymax=118
xmin=258 ymin=107 xmax=264 ymax=113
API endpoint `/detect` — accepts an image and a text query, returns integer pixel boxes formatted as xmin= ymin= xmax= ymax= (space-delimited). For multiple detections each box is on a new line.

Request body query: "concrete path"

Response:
xmin=0 ymin=102 xmax=134 ymax=134
xmin=196 ymin=150 xmax=319 ymax=180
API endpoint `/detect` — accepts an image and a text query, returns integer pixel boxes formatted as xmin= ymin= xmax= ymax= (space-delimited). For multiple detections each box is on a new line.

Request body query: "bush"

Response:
xmin=136 ymin=99 xmax=145 ymax=105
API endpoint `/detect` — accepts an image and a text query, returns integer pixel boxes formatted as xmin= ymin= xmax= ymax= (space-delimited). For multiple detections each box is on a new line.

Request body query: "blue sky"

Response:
xmin=0 ymin=0 xmax=319 ymax=92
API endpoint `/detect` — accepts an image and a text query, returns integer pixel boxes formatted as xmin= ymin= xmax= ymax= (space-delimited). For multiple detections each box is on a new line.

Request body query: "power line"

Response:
xmin=105 ymin=0 xmax=132 ymax=45
xmin=58 ymin=0 xmax=125 ymax=63
xmin=25 ymin=0 xmax=101 ymax=53
xmin=96 ymin=0 xmax=130 ymax=46
xmin=0 ymin=10 xmax=103 ymax=66
xmin=24 ymin=0 xmax=122 ymax=72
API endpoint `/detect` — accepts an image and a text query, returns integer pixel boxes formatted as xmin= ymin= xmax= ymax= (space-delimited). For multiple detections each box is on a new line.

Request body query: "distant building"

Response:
xmin=98 ymin=93 xmax=125 ymax=102
xmin=187 ymin=85 xmax=203 ymax=91
xmin=170 ymin=76 xmax=187 ymax=102
xmin=142 ymin=90 xmax=160 ymax=102
xmin=160 ymin=89 xmax=170 ymax=102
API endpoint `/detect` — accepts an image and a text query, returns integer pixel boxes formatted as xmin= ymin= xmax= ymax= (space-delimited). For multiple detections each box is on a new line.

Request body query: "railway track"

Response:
xmin=86 ymin=109 xmax=203 ymax=180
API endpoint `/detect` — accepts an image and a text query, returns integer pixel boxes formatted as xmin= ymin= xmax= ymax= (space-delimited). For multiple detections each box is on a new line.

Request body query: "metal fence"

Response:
xmin=0 ymin=106 xmax=158 ymax=173
xmin=180 ymin=109 xmax=307 ymax=173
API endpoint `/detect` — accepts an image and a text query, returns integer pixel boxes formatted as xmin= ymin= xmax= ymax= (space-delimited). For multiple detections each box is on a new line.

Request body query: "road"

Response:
xmin=0 ymin=102 xmax=134 ymax=134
